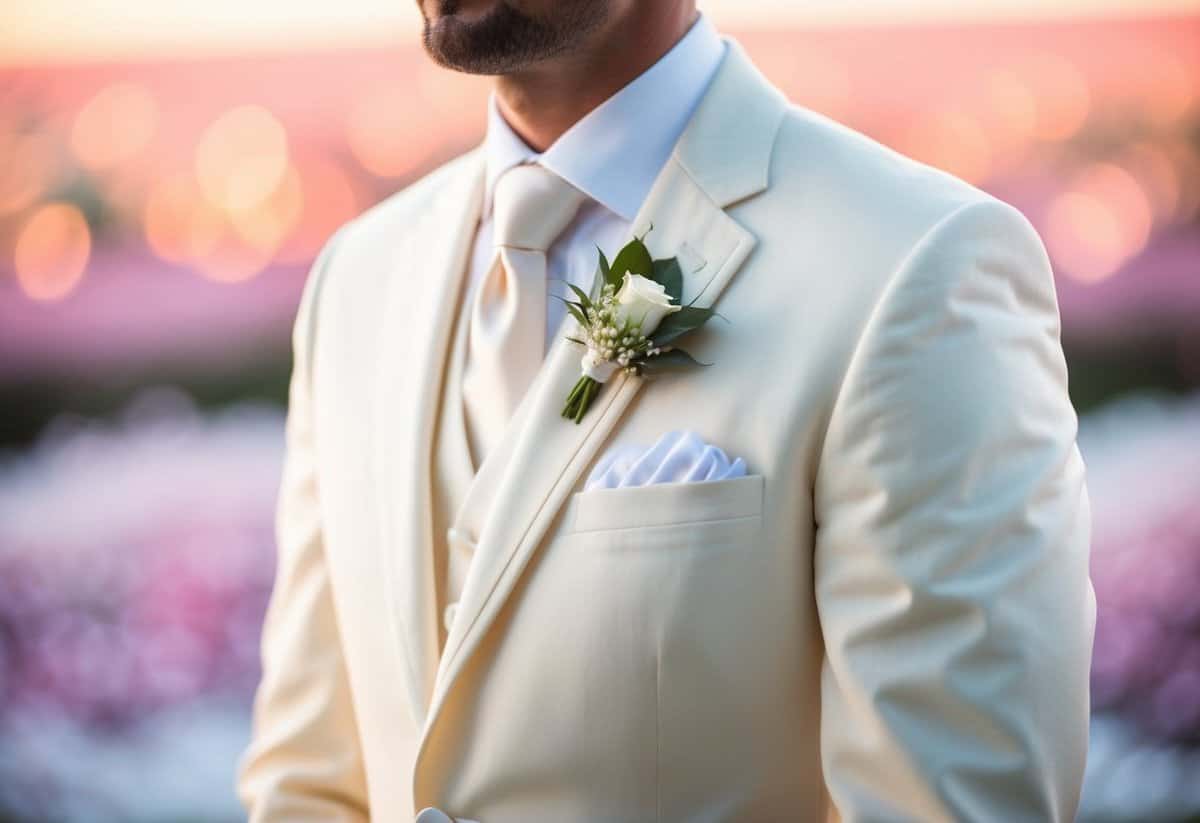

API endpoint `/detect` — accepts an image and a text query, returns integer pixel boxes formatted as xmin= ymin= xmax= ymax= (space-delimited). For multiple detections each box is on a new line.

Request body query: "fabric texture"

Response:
xmin=238 ymin=29 xmax=1096 ymax=823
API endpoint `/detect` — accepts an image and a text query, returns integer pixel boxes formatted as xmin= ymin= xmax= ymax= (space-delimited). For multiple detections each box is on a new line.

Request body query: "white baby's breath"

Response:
xmin=561 ymin=238 xmax=716 ymax=423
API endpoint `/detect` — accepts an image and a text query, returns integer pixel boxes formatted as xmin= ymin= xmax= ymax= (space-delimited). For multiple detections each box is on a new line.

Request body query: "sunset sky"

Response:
xmin=1 ymin=0 xmax=1195 ymax=64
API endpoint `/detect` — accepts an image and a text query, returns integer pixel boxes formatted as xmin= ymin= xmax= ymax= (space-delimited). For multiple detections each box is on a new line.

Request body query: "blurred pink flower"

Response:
xmin=1080 ymin=391 xmax=1200 ymax=743
xmin=0 ymin=386 xmax=280 ymax=733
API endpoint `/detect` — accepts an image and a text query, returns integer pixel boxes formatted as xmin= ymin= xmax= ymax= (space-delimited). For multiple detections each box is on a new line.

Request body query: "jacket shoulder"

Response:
xmin=292 ymin=145 xmax=483 ymax=374
xmin=339 ymin=144 xmax=484 ymax=245
xmin=768 ymin=102 xmax=1007 ymax=234
xmin=302 ymin=143 xmax=481 ymax=306
xmin=751 ymin=100 xmax=1053 ymax=375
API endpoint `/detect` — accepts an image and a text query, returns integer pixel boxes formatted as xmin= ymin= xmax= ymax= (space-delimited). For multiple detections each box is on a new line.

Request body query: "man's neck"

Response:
xmin=493 ymin=4 xmax=698 ymax=153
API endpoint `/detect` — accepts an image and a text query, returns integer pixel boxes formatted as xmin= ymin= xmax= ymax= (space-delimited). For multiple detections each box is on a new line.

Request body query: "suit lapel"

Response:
xmin=372 ymin=146 xmax=486 ymax=727
xmin=413 ymin=38 xmax=789 ymax=791
xmin=434 ymin=158 xmax=758 ymax=686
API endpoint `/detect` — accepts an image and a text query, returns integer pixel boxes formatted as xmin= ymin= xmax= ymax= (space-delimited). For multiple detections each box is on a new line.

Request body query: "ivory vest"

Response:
xmin=430 ymin=257 xmax=484 ymax=655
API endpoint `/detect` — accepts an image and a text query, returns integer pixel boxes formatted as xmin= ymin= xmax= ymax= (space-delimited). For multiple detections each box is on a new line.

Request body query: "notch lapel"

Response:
xmin=372 ymin=147 xmax=486 ymax=728
xmin=413 ymin=39 xmax=789 ymax=802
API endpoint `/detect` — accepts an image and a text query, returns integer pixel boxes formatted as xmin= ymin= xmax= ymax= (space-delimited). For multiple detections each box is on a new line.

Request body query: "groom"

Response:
xmin=238 ymin=1 xmax=1096 ymax=820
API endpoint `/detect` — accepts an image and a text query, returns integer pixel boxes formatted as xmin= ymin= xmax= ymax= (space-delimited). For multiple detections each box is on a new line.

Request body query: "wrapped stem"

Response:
xmin=561 ymin=375 xmax=601 ymax=424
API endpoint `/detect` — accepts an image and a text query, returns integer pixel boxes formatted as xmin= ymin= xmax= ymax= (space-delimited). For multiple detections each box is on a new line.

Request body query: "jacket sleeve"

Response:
xmin=812 ymin=197 xmax=1097 ymax=822
xmin=236 ymin=229 xmax=370 ymax=821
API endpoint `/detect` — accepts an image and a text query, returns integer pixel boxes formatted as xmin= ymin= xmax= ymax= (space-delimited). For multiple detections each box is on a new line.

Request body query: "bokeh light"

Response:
xmin=195 ymin=105 xmax=289 ymax=215
xmin=229 ymin=165 xmax=302 ymax=256
xmin=278 ymin=154 xmax=359 ymax=264
xmin=1045 ymin=162 xmax=1154 ymax=283
xmin=144 ymin=172 xmax=225 ymax=264
xmin=0 ymin=126 xmax=58 ymax=217
xmin=1 ymin=7 xmax=1199 ymax=822
xmin=347 ymin=86 xmax=444 ymax=178
xmin=1023 ymin=54 xmax=1091 ymax=142
xmin=1121 ymin=141 xmax=1182 ymax=221
xmin=13 ymin=202 xmax=91 ymax=301
xmin=70 ymin=83 xmax=159 ymax=172
xmin=979 ymin=69 xmax=1038 ymax=168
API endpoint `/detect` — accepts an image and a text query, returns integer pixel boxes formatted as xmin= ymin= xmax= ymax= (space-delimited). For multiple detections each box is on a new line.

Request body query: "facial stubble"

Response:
xmin=421 ymin=0 xmax=608 ymax=75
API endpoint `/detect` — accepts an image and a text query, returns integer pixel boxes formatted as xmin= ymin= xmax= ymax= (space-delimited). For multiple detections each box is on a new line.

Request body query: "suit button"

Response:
xmin=415 ymin=808 xmax=455 ymax=823
xmin=443 ymin=602 xmax=459 ymax=632
xmin=447 ymin=527 xmax=477 ymax=553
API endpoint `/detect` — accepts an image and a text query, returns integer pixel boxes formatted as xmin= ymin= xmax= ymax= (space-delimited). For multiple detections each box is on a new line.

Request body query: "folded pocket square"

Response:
xmin=585 ymin=430 xmax=747 ymax=491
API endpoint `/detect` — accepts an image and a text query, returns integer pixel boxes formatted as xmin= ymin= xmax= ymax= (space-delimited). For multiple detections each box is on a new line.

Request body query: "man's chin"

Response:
xmin=421 ymin=0 xmax=606 ymax=76
xmin=422 ymin=21 xmax=503 ymax=75
xmin=421 ymin=1 xmax=546 ymax=75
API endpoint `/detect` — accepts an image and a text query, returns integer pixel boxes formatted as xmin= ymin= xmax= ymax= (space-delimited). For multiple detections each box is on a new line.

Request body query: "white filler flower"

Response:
xmin=560 ymin=236 xmax=717 ymax=424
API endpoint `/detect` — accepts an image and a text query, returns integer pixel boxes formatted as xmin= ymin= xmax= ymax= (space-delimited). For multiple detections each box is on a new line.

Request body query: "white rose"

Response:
xmin=614 ymin=272 xmax=681 ymax=335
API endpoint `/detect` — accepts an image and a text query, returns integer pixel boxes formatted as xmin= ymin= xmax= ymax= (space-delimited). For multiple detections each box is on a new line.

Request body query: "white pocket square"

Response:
xmin=585 ymin=430 xmax=747 ymax=491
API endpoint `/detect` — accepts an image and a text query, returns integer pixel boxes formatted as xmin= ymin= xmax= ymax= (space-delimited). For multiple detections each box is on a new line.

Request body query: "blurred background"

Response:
xmin=1 ymin=0 xmax=1198 ymax=820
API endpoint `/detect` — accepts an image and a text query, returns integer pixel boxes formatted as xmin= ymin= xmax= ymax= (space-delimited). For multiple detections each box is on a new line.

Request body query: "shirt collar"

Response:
xmin=482 ymin=12 xmax=726 ymax=223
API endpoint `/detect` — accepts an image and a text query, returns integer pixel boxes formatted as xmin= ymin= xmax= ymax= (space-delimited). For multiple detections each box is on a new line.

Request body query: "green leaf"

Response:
xmin=607 ymin=237 xmax=653 ymax=288
xmin=564 ymin=304 xmax=588 ymax=328
xmin=649 ymin=305 xmax=717 ymax=347
xmin=651 ymin=257 xmax=683 ymax=304
xmin=551 ymin=277 xmax=593 ymax=309
xmin=597 ymin=247 xmax=610 ymax=281
xmin=589 ymin=265 xmax=604 ymax=301
xmin=639 ymin=348 xmax=710 ymax=375
xmin=550 ymin=293 xmax=590 ymax=320
xmin=566 ymin=283 xmax=594 ymax=310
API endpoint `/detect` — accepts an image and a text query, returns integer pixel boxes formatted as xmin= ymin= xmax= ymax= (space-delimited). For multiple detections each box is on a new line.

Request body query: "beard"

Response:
xmin=421 ymin=0 xmax=608 ymax=75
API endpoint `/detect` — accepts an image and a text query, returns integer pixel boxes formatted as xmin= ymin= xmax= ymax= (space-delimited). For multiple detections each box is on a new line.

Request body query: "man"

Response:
xmin=237 ymin=0 xmax=1097 ymax=820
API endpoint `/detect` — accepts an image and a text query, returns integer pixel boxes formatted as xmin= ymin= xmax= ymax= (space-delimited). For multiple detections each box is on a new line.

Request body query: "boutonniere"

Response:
xmin=559 ymin=231 xmax=719 ymax=423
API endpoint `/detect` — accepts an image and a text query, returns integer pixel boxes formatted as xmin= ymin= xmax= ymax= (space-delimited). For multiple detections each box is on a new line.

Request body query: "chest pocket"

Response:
xmin=564 ymin=474 xmax=764 ymax=551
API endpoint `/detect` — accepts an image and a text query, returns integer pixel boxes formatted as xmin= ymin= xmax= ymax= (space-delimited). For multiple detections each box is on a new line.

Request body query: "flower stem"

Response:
xmin=561 ymin=376 xmax=600 ymax=423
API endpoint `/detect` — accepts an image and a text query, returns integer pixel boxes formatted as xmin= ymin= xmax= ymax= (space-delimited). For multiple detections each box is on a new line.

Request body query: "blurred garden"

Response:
xmin=1 ymin=8 xmax=1198 ymax=822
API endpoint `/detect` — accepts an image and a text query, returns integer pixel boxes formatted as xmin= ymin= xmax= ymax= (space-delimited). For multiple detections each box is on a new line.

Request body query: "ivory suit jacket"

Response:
xmin=238 ymin=37 xmax=1096 ymax=823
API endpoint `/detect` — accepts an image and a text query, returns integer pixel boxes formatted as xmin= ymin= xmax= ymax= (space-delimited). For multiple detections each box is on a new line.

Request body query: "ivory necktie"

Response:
xmin=461 ymin=163 xmax=588 ymax=467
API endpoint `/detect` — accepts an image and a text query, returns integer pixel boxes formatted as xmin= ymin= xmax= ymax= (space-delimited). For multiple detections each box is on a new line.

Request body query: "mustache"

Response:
xmin=431 ymin=0 xmax=539 ymax=22
xmin=433 ymin=0 xmax=524 ymax=16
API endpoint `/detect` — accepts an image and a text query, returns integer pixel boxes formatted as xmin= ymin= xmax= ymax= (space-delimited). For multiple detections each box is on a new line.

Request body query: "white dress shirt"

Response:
xmin=465 ymin=12 xmax=726 ymax=351
xmin=441 ymin=14 xmax=726 ymax=634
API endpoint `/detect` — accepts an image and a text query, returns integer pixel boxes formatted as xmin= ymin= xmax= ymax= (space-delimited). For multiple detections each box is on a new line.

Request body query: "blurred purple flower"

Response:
xmin=0 ymin=388 xmax=282 ymax=818
xmin=1079 ymin=391 xmax=1200 ymax=744
xmin=1 ymin=386 xmax=1198 ymax=820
